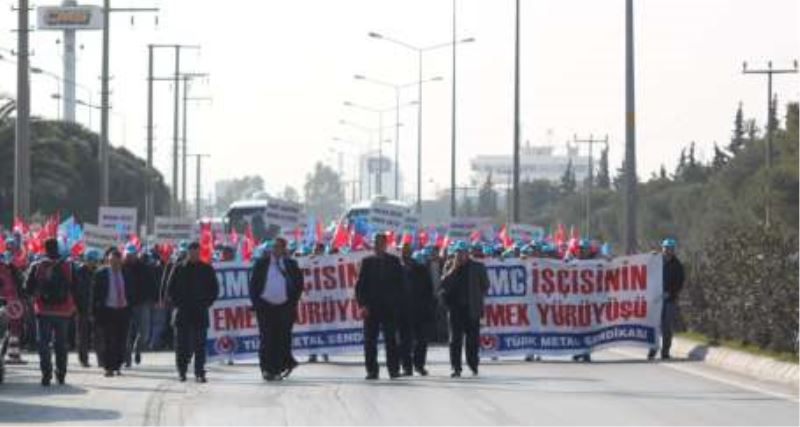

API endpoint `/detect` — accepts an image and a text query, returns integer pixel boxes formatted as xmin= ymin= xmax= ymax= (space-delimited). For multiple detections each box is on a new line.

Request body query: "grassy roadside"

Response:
xmin=677 ymin=331 xmax=799 ymax=365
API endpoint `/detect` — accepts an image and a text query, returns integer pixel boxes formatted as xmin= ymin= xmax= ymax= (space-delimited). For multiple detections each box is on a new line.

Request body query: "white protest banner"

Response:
xmin=368 ymin=202 xmax=408 ymax=233
xmin=206 ymin=252 xmax=663 ymax=360
xmin=98 ymin=206 xmax=137 ymax=236
xmin=479 ymin=253 xmax=663 ymax=355
xmin=446 ymin=217 xmax=493 ymax=242
xmin=154 ymin=216 xmax=195 ymax=242
xmin=83 ymin=223 xmax=121 ymax=251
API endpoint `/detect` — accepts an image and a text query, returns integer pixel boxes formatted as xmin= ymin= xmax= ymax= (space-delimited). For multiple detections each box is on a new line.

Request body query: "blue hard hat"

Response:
xmin=124 ymin=243 xmax=138 ymax=255
xmin=84 ymin=248 xmax=102 ymax=262
xmin=453 ymin=240 xmax=469 ymax=252
xmin=661 ymin=238 xmax=677 ymax=248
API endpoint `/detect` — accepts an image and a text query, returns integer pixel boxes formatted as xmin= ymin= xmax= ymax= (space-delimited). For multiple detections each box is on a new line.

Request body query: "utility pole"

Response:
xmin=512 ymin=0 xmax=521 ymax=223
xmin=145 ymin=44 xmax=154 ymax=234
xmin=573 ymin=134 xmax=608 ymax=238
xmin=99 ymin=1 xmax=158 ymax=209
xmin=623 ymin=0 xmax=637 ymax=255
xmin=189 ymin=154 xmax=210 ymax=219
xmin=181 ymin=73 xmax=210 ymax=216
xmin=742 ymin=60 xmax=798 ymax=228
xmin=450 ymin=0 xmax=458 ymax=217
xmin=61 ymin=0 xmax=77 ymax=123
xmin=146 ymin=45 xmax=200 ymax=226
xmin=14 ymin=0 xmax=31 ymax=220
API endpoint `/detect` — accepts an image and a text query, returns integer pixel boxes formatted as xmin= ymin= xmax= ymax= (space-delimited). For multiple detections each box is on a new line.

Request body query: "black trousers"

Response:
xmin=255 ymin=303 xmax=294 ymax=376
xmin=175 ymin=323 xmax=208 ymax=377
xmin=75 ymin=312 xmax=91 ymax=365
xmin=398 ymin=316 xmax=430 ymax=372
xmin=449 ymin=307 xmax=480 ymax=373
xmin=363 ymin=309 xmax=399 ymax=376
xmin=96 ymin=307 xmax=130 ymax=372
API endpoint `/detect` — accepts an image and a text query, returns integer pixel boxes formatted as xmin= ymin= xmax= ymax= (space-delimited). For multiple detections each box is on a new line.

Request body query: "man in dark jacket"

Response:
xmin=440 ymin=241 xmax=489 ymax=377
xmin=74 ymin=248 xmax=102 ymax=367
xmin=396 ymin=243 xmax=436 ymax=376
xmin=167 ymin=242 xmax=219 ymax=382
xmin=93 ymin=247 xmax=136 ymax=377
xmin=248 ymin=237 xmax=303 ymax=381
xmin=123 ymin=244 xmax=158 ymax=367
xmin=355 ymin=233 xmax=403 ymax=380
xmin=649 ymin=238 xmax=685 ymax=360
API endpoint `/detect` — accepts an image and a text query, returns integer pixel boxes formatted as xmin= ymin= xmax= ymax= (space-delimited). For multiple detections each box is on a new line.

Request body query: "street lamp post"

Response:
xmin=343 ymin=101 xmax=414 ymax=197
xmin=339 ymin=119 xmax=397 ymax=199
xmin=353 ymin=74 xmax=442 ymax=202
xmin=368 ymin=30 xmax=474 ymax=215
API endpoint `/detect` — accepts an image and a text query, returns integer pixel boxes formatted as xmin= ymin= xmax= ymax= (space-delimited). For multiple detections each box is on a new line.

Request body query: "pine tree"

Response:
xmin=712 ymin=142 xmax=730 ymax=171
xmin=659 ymin=164 xmax=668 ymax=180
xmin=730 ymin=102 xmax=746 ymax=154
xmin=745 ymin=119 xmax=759 ymax=142
xmin=560 ymin=159 xmax=576 ymax=194
xmin=596 ymin=146 xmax=611 ymax=190
xmin=675 ymin=148 xmax=687 ymax=177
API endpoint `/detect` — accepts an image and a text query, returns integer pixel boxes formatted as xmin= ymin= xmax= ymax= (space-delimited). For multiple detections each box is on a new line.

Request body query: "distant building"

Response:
xmin=358 ymin=150 xmax=403 ymax=201
xmin=471 ymin=143 xmax=590 ymax=188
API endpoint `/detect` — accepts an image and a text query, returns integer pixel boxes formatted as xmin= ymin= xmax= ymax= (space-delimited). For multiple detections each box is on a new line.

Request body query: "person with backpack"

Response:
xmin=24 ymin=238 xmax=78 ymax=386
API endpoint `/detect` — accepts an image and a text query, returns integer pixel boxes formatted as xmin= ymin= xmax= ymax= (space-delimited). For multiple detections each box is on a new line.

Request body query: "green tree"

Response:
xmin=596 ymin=146 xmax=611 ymax=190
xmin=477 ymin=174 xmax=498 ymax=217
xmin=560 ymin=159 xmax=576 ymax=194
xmin=711 ymin=143 xmax=730 ymax=171
xmin=0 ymin=120 xmax=170 ymax=225
xmin=282 ymin=185 xmax=300 ymax=203
xmin=304 ymin=162 xmax=344 ymax=221
xmin=729 ymin=102 xmax=746 ymax=154
xmin=214 ymin=175 xmax=264 ymax=213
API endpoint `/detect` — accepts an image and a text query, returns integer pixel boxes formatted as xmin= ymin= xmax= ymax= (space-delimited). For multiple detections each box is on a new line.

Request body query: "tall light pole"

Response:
xmin=623 ymin=0 xmax=638 ymax=254
xmin=353 ymin=74 xmax=442 ymax=202
xmin=368 ymin=30 xmax=474 ymax=215
xmin=741 ymin=60 xmax=798 ymax=228
xmin=512 ymin=0 xmax=521 ymax=223
xmin=573 ymin=134 xmax=608 ymax=238
xmin=339 ymin=119 xmax=396 ymax=199
xmin=98 ymin=1 xmax=158 ymax=209
xmin=188 ymin=154 xmax=210 ymax=219
xmin=343 ymin=101 xmax=413 ymax=197
xmin=181 ymin=73 xmax=211 ymax=216
xmin=14 ymin=0 xmax=31 ymax=220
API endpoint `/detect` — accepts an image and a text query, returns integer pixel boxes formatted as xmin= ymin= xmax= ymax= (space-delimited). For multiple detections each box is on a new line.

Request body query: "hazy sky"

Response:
xmin=1 ymin=0 xmax=798 ymax=202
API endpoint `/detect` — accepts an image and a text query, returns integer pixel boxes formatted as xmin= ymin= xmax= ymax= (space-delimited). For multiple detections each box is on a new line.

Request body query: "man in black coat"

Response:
xmin=440 ymin=241 xmax=489 ymax=377
xmin=648 ymin=238 xmax=685 ymax=361
xmin=248 ymin=237 xmax=303 ymax=381
xmin=397 ymin=243 xmax=436 ymax=376
xmin=93 ymin=247 xmax=136 ymax=377
xmin=355 ymin=233 xmax=403 ymax=380
xmin=167 ymin=242 xmax=219 ymax=382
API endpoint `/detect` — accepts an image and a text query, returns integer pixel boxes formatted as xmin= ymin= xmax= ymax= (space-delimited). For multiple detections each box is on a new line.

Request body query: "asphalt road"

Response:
xmin=0 ymin=347 xmax=797 ymax=425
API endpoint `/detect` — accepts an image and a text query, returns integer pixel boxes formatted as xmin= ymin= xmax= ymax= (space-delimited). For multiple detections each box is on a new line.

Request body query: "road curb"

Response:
xmin=670 ymin=336 xmax=799 ymax=386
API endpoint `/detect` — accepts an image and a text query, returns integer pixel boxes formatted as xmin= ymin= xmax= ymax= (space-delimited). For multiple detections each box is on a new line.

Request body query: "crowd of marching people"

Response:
xmin=0 ymin=217 xmax=684 ymax=385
